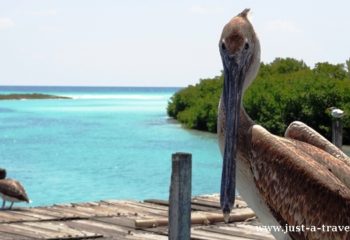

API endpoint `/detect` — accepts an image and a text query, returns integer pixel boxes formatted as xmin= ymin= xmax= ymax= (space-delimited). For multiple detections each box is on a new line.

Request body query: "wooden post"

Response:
xmin=169 ymin=153 xmax=192 ymax=240
xmin=332 ymin=117 xmax=343 ymax=149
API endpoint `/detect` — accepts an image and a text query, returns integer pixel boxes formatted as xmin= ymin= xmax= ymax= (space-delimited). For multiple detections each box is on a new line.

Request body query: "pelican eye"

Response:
xmin=221 ymin=42 xmax=226 ymax=51
xmin=244 ymin=42 xmax=250 ymax=50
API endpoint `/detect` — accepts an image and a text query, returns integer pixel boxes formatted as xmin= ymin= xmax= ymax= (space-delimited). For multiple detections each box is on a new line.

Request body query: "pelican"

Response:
xmin=218 ymin=9 xmax=350 ymax=240
xmin=0 ymin=168 xmax=30 ymax=209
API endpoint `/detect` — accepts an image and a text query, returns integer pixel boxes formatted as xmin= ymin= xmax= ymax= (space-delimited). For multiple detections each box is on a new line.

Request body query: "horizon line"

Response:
xmin=0 ymin=85 xmax=184 ymax=88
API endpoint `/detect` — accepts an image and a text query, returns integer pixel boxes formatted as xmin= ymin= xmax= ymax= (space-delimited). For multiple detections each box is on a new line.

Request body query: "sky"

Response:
xmin=0 ymin=1 xmax=349 ymax=87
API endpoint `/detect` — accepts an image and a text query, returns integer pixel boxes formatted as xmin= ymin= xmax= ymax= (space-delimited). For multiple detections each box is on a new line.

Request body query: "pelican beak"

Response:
xmin=220 ymin=51 xmax=245 ymax=221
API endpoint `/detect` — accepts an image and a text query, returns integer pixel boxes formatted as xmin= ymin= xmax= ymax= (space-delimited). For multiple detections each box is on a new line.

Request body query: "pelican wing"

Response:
xmin=285 ymin=121 xmax=350 ymax=165
xmin=251 ymin=125 xmax=350 ymax=240
xmin=0 ymin=179 xmax=29 ymax=202
xmin=281 ymin=139 xmax=350 ymax=190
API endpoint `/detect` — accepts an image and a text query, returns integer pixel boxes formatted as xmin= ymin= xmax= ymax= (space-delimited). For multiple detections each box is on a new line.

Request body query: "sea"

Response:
xmin=0 ymin=86 xmax=222 ymax=207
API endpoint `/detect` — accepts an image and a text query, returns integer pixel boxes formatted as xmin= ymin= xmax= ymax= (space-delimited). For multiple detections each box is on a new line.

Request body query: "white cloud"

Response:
xmin=0 ymin=18 xmax=15 ymax=30
xmin=189 ymin=5 xmax=223 ymax=15
xmin=30 ymin=10 xmax=57 ymax=17
xmin=265 ymin=20 xmax=301 ymax=33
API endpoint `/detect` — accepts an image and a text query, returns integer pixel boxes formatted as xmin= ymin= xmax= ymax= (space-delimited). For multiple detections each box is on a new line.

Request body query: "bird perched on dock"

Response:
xmin=329 ymin=107 xmax=344 ymax=119
xmin=217 ymin=9 xmax=350 ymax=240
xmin=0 ymin=168 xmax=30 ymax=209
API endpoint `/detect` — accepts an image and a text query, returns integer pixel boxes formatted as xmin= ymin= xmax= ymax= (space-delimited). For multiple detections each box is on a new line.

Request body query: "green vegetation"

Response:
xmin=167 ymin=58 xmax=350 ymax=144
xmin=167 ymin=76 xmax=223 ymax=132
xmin=0 ymin=93 xmax=71 ymax=100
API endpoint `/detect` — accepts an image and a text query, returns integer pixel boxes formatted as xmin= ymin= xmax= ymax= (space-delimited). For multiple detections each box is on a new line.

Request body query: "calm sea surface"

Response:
xmin=0 ymin=86 xmax=222 ymax=206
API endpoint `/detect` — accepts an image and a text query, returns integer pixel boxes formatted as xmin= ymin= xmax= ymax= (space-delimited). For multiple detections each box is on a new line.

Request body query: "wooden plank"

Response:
xmin=0 ymin=229 xmax=37 ymax=240
xmin=37 ymin=206 xmax=82 ymax=218
xmin=100 ymin=201 xmax=167 ymax=217
xmin=140 ymin=226 xmax=168 ymax=236
xmin=144 ymin=199 xmax=215 ymax=211
xmin=65 ymin=219 xmax=132 ymax=238
xmin=190 ymin=204 xmax=222 ymax=213
xmin=95 ymin=215 xmax=171 ymax=231
xmin=92 ymin=204 xmax=255 ymax=230
xmin=94 ymin=216 xmax=140 ymax=229
xmin=125 ymin=232 xmax=168 ymax=240
xmin=23 ymin=207 xmax=79 ymax=220
xmin=192 ymin=198 xmax=221 ymax=209
xmin=143 ymin=199 xmax=168 ymax=207
xmin=119 ymin=201 xmax=168 ymax=213
xmin=23 ymin=221 xmax=103 ymax=239
xmin=144 ymin=198 xmax=248 ymax=212
xmin=74 ymin=219 xmax=168 ymax=240
xmin=2 ymin=209 xmax=42 ymax=221
xmin=69 ymin=205 xmax=113 ymax=217
xmin=9 ymin=208 xmax=55 ymax=221
xmin=200 ymin=224 xmax=275 ymax=240
xmin=0 ymin=223 xmax=56 ymax=238
xmin=9 ymin=222 xmax=75 ymax=239
xmin=0 ymin=211 xmax=32 ymax=223
xmin=0 ymin=195 xmax=267 ymax=240
xmin=73 ymin=202 xmax=127 ymax=217
xmin=72 ymin=202 xmax=128 ymax=218
xmin=73 ymin=201 xmax=100 ymax=206
xmin=117 ymin=201 xmax=169 ymax=218
xmin=108 ymin=206 xmax=255 ymax=229
xmin=191 ymin=228 xmax=253 ymax=240
xmin=50 ymin=205 xmax=96 ymax=217
xmin=44 ymin=206 xmax=93 ymax=218
xmin=72 ymin=203 xmax=119 ymax=217
xmin=193 ymin=194 xmax=245 ymax=203
xmin=143 ymin=199 xmax=218 ymax=212
xmin=204 ymin=208 xmax=255 ymax=224
xmin=192 ymin=196 xmax=248 ymax=209
xmin=90 ymin=202 xmax=141 ymax=217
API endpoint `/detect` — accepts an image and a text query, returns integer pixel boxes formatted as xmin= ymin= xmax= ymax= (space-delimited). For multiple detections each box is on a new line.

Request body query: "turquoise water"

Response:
xmin=0 ymin=86 xmax=222 ymax=206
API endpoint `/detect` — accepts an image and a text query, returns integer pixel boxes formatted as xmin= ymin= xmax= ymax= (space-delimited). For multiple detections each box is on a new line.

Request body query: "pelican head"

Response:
xmin=0 ymin=168 xmax=6 ymax=180
xmin=219 ymin=9 xmax=261 ymax=217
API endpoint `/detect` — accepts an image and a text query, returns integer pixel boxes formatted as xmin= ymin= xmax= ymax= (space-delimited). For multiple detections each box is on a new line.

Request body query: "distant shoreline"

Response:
xmin=0 ymin=93 xmax=71 ymax=100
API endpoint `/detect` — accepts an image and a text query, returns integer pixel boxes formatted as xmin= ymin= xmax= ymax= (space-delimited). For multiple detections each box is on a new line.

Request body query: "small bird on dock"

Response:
xmin=329 ymin=107 xmax=344 ymax=118
xmin=0 ymin=168 xmax=30 ymax=209
xmin=217 ymin=9 xmax=350 ymax=240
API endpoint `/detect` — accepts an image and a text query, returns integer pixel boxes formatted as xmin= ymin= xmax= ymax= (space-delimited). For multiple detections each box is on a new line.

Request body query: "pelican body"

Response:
xmin=218 ymin=9 xmax=350 ymax=240
xmin=0 ymin=168 xmax=29 ymax=209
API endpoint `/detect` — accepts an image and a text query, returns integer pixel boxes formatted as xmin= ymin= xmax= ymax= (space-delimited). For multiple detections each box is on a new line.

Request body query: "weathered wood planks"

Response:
xmin=0 ymin=195 xmax=276 ymax=240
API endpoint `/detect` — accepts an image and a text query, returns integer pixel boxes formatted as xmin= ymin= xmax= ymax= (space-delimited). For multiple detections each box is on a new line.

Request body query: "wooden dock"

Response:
xmin=0 ymin=194 xmax=275 ymax=240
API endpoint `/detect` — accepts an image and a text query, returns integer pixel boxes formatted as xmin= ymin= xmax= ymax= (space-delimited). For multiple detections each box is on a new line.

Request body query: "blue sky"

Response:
xmin=1 ymin=1 xmax=349 ymax=87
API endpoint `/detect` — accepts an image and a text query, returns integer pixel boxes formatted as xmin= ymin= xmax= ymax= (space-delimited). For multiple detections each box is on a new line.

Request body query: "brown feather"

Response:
xmin=0 ymin=179 xmax=29 ymax=202
xmin=251 ymin=125 xmax=350 ymax=240
xmin=238 ymin=8 xmax=250 ymax=18
xmin=285 ymin=121 xmax=350 ymax=165
xmin=282 ymin=138 xmax=350 ymax=190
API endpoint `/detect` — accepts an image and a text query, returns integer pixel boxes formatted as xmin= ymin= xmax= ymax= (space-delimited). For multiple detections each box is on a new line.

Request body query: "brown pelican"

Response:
xmin=218 ymin=9 xmax=350 ymax=240
xmin=0 ymin=168 xmax=30 ymax=209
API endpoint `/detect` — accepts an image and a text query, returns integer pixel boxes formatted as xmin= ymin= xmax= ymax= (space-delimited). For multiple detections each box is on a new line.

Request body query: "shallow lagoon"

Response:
xmin=0 ymin=86 xmax=222 ymax=206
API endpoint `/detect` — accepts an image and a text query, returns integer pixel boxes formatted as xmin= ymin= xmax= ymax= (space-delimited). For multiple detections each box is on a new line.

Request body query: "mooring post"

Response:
xmin=331 ymin=108 xmax=344 ymax=149
xmin=169 ymin=153 xmax=192 ymax=240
